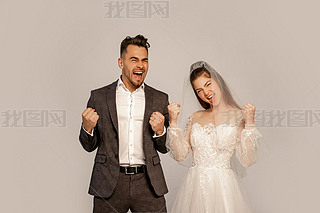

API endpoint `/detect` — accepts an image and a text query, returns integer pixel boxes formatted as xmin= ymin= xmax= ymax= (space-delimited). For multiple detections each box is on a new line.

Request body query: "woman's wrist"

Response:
xmin=245 ymin=122 xmax=256 ymax=129
xmin=169 ymin=121 xmax=178 ymax=128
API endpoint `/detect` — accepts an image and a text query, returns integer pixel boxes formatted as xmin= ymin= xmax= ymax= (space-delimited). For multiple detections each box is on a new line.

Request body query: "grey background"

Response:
xmin=1 ymin=0 xmax=319 ymax=212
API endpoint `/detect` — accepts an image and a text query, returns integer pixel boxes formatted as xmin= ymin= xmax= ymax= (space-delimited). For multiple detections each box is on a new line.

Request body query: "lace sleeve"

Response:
xmin=166 ymin=116 xmax=193 ymax=162
xmin=235 ymin=124 xmax=262 ymax=167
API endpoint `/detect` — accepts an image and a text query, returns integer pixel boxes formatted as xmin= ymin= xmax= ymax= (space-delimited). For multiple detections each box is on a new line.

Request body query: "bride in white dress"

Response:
xmin=166 ymin=61 xmax=262 ymax=213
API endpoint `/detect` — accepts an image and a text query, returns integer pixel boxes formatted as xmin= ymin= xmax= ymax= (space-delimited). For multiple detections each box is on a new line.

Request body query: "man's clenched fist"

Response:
xmin=149 ymin=112 xmax=165 ymax=136
xmin=82 ymin=107 xmax=99 ymax=134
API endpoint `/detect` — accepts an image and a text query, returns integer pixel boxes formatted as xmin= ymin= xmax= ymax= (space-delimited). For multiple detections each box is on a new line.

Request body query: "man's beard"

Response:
xmin=124 ymin=67 xmax=145 ymax=87
xmin=130 ymin=78 xmax=142 ymax=87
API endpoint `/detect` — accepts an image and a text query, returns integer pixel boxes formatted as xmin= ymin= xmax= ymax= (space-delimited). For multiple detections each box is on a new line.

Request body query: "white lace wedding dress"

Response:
xmin=167 ymin=114 xmax=262 ymax=213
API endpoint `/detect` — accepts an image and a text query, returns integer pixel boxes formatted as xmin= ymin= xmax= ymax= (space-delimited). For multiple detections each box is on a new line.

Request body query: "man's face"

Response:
xmin=118 ymin=45 xmax=149 ymax=92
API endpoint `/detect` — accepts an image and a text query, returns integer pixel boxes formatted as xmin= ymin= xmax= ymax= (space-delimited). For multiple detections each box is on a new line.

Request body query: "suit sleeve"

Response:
xmin=152 ymin=94 xmax=169 ymax=154
xmin=79 ymin=91 xmax=101 ymax=152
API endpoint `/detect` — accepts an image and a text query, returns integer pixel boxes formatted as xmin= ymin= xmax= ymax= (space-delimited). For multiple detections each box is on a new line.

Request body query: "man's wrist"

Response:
xmin=82 ymin=123 xmax=94 ymax=136
xmin=153 ymin=126 xmax=166 ymax=138
xmin=84 ymin=127 xmax=93 ymax=134
xmin=156 ymin=129 xmax=164 ymax=136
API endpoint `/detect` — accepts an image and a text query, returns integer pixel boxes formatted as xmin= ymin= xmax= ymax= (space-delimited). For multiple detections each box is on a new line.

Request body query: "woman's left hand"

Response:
xmin=241 ymin=103 xmax=256 ymax=125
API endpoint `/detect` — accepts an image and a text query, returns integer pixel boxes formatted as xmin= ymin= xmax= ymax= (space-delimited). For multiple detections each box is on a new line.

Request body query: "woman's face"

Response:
xmin=192 ymin=73 xmax=222 ymax=107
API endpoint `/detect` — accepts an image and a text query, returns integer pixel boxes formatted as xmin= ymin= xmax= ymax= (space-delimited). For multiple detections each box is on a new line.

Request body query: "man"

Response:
xmin=79 ymin=34 xmax=169 ymax=213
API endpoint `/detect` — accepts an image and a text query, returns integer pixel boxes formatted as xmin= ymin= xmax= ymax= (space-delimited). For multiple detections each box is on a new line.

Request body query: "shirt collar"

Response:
xmin=117 ymin=76 xmax=145 ymax=92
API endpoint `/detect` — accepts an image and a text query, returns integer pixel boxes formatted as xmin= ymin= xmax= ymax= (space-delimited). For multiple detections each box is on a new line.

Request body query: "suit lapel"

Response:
xmin=143 ymin=84 xmax=153 ymax=133
xmin=106 ymin=81 xmax=118 ymax=133
xmin=106 ymin=81 xmax=152 ymax=135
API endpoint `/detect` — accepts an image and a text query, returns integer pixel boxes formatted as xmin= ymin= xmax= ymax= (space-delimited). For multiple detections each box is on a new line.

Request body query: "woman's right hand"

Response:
xmin=167 ymin=103 xmax=181 ymax=126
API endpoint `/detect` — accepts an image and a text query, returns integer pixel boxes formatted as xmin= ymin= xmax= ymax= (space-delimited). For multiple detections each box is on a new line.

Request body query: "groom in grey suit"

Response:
xmin=79 ymin=35 xmax=169 ymax=212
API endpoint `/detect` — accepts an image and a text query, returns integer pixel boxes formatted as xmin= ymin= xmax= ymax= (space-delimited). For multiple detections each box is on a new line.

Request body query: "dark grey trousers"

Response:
xmin=93 ymin=171 xmax=167 ymax=213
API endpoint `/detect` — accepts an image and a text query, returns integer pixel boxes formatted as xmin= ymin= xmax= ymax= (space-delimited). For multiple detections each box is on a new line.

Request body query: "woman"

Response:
xmin=167 ymin=61 xmax=262 ymax=213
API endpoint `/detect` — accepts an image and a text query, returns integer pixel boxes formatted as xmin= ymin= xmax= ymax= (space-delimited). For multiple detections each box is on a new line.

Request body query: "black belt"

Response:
xmin=120 ymin=165 xmax=146 ymax=175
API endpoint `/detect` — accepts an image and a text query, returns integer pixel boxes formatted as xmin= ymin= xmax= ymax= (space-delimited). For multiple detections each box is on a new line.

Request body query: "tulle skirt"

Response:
xmin=170 ymin=166 xmax=252 ymax=213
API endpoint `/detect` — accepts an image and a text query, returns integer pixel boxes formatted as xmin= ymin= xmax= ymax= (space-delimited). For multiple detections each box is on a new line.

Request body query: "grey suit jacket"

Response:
xmin=79 ymin=80 xmax=169 ymax=198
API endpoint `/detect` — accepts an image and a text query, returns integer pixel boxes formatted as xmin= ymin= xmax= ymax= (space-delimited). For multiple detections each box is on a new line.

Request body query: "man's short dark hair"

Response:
xmin=120 ymin=34 xmax=150 ymax=57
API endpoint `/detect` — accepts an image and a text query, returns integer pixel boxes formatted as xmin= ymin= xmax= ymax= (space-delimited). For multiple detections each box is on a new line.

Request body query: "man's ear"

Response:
xmin=118 ymin=57 xmax=123 ymax=69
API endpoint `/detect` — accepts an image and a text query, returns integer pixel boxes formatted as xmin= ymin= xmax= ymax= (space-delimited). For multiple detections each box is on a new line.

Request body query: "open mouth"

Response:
xmin=207 ymin=94 xmax=214 ymax=103
xmin=133 ymin=71 xmax=144 ymax=76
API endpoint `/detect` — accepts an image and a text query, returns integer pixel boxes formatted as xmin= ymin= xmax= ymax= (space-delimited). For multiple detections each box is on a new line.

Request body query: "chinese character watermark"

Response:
xmin=104 ymin=0 xmax=170 ymax=19
xmin=222 ymin=109 xmax=320 ymax=128
xmin=1 ymin=110 xmax=66 ymax=127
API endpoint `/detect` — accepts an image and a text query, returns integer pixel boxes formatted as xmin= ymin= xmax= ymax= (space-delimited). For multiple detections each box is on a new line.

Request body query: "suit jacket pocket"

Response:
xmin=152 ymin=155 xmax=161 ymax=166
xmin=95 ymin=154 xmax=107 ymax=163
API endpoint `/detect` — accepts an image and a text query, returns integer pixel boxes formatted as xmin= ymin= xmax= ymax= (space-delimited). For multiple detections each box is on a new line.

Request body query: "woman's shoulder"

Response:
xmin=191 ymin=110 xmax=206 ymax=118
xmin=189 ymin=110 xmax=208 ymax=123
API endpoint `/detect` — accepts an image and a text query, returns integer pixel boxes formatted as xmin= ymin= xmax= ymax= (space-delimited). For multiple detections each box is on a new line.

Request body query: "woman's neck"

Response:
xmin=209 ymin=101 xmax=231 ymax=114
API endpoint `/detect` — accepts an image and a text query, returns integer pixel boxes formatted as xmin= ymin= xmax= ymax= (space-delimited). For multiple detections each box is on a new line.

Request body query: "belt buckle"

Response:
xmin=125 ymin=166 xmax=137 ymax=175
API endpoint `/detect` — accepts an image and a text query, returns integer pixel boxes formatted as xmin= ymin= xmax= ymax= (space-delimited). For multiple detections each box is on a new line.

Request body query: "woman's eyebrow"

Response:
xmin=204 ymin=80 xmax=211 ymax=86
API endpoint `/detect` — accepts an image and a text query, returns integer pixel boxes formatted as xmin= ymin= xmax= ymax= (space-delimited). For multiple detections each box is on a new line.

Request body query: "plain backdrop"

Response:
xmin=1 ymin=0 xmax=319 ymax=212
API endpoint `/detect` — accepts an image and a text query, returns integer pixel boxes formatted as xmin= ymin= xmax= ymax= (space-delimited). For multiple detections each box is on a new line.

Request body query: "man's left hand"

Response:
xmin=149 ymin=112 xmax=165 ymax=136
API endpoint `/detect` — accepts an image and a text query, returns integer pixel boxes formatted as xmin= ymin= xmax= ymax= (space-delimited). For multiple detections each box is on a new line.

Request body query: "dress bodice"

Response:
xmin=190 ymin=122 xmax=239 ymax=169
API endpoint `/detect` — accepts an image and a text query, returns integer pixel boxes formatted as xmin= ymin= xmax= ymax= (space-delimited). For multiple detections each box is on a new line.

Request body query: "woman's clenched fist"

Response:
xmin=168 ymin=103 xmax=181 ymax=127
xmin=241 ymin=103 xmax=256 ymax=125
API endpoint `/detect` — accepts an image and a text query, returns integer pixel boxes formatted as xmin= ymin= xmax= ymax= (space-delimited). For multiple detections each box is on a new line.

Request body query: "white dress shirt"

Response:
xmin=116 ymin=78 xmax=146 ymax=166
xmin=83 ymin=77 xmax=166 ymax=166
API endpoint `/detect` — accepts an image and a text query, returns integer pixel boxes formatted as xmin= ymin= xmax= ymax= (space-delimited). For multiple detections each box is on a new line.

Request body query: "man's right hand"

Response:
xmin=82 ymin=107 xmax=99 ymax=134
